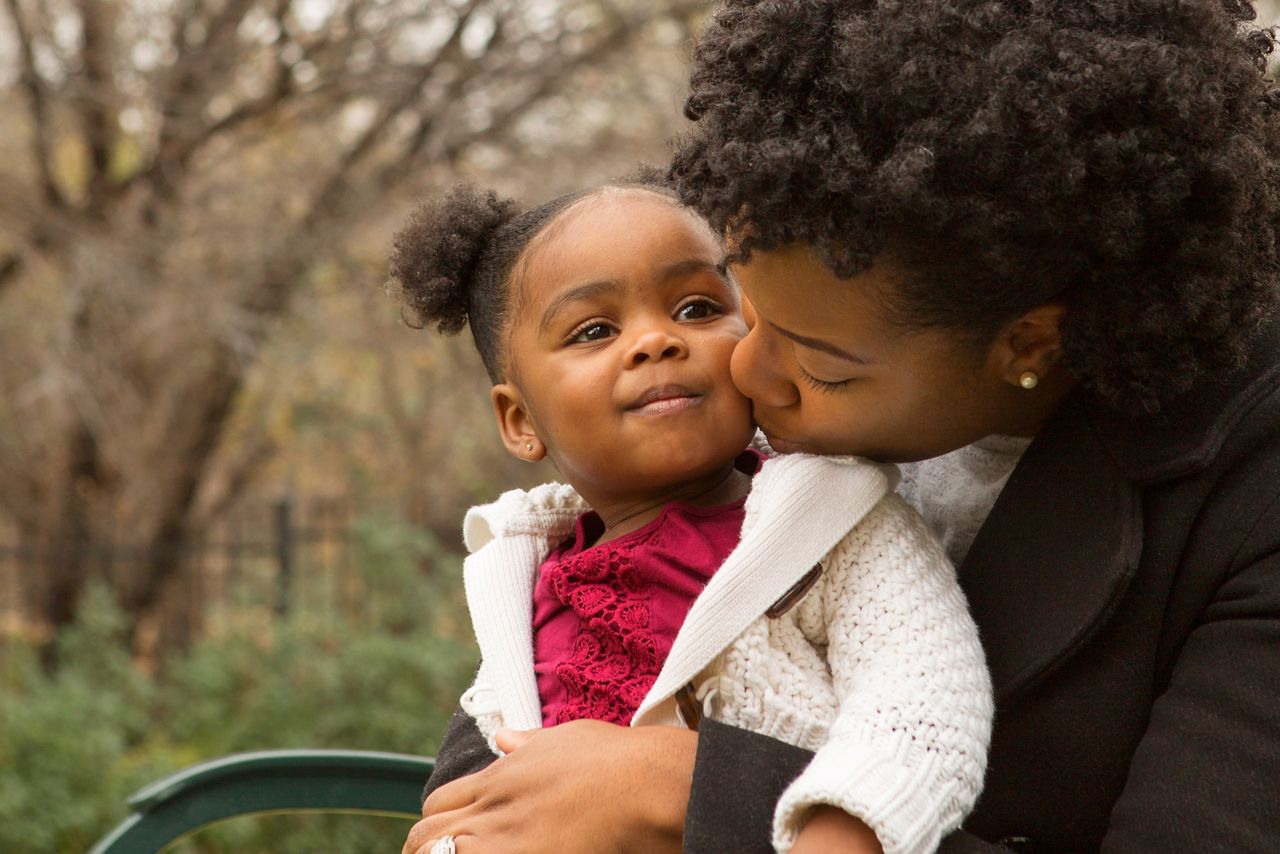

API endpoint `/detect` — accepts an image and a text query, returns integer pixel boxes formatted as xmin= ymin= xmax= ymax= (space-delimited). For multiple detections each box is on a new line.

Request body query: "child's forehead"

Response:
xmin=515 ymin=190 xmax=722 ymax=300
xmin=550 ymin=186 xmax=691 ymax=234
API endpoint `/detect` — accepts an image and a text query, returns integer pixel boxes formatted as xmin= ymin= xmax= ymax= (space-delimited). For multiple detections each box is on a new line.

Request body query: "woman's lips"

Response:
xmin=752 ymin=417 xmax=805 ymax=453
xmin=628 ymin=384 xmax=704 ymax=415
xmin=760 ymin=433 xmax=806 ymax=454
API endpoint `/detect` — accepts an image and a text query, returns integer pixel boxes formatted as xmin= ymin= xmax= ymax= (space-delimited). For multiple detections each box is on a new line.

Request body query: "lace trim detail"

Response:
xmin=542 ymin=543 xmax=658 ymax=725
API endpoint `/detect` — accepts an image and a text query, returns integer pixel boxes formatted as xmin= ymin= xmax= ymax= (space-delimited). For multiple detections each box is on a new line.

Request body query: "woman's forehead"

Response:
xmin=733 ymin=245 xmax=892 ymax=328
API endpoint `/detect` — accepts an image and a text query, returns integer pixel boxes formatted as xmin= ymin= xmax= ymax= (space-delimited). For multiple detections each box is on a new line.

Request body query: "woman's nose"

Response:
xmin=741 ymin=294 xmax=757 ymax=331
xmin=731 ymin=323 xmax=798 ymax=408
xmin=625 ymin=326 xmax=687 ymax=366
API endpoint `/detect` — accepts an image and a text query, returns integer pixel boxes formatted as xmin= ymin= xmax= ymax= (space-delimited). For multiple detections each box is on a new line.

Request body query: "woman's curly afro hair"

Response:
xmin=672 ymin=0 xmax=1280 ymax=412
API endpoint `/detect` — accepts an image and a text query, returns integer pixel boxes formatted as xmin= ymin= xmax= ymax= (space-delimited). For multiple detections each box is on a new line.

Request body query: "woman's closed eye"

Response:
xmin=797 ymin=363 xmax=852 ymax=393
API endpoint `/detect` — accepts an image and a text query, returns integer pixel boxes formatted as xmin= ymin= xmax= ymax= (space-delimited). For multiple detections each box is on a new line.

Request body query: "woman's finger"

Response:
xmin=422 ymin=764 xmax=492 ymax=818
xmin=403 ymin=815 xmax=471 ymax=854
xmin=402 ymin=816 xmax=438 ymax=854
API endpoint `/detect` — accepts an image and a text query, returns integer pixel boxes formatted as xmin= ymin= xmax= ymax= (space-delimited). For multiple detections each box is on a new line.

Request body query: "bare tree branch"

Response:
xmin=0 ymin=427 xmax=43 ymax=527
xmin=0 ymin=173 xmax=109 ymax=269
xmin=137 ymin=0 xmax=261 ymax=205
xmin=189 ymin=435 xmax=278 ymax=534
xmin=3 ymin=0 xmax=66 ymax=209
xmin=432 ymin=6 xmax=668 ymax=169
xmin=299 ymin=0 xmax=488 ymax=229
xmin=77 ymin=0 xmax=117 ymax=214
xmin=0 ymin=251 xmax=24 ymax=294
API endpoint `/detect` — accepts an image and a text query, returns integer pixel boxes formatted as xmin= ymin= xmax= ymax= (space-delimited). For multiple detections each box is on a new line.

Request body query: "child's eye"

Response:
xmin=567 ymin=322 xmax=616 ymax=344
xmin=675 ymin=299 xmax=721 ymax=322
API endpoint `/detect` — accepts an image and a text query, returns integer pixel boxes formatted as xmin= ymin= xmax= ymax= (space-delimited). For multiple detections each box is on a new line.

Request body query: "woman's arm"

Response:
xmin=421 ymin=708 xmax=498 ymax=803
xmin=689 ymin=721 xmax=1016 ymax=854
xmin=1098 ymin=496 xmax=1280 ymax=850
xmin=686 ymin=720 xmax=814 ymax=852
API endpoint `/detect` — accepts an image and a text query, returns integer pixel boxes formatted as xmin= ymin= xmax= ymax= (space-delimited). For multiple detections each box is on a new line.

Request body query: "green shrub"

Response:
xmin=0 ymin=514 xmax=478 ymax=853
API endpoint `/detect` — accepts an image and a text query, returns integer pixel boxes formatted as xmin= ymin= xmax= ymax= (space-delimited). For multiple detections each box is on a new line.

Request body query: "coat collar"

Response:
xmin=963 ymin=316 xmax=1280 ymax=704
xmin=1084 ymin=317 xmax=1280 ymax=483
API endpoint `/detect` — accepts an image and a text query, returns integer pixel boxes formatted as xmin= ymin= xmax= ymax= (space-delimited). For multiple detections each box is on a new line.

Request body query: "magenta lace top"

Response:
xmin=532 ymin=450 xmax=761 ymax=726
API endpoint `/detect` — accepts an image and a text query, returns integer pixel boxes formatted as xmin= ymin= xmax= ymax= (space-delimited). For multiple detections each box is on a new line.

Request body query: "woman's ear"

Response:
xmin=994 ymin=302 xmax=1067 ymax=390
xmin=491 ymin=383 xmax=546 ymax=462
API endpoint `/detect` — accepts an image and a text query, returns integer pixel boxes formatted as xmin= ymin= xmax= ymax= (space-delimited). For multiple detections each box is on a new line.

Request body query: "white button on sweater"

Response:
xmin=458 ymin=452 xmax=993 ymax=854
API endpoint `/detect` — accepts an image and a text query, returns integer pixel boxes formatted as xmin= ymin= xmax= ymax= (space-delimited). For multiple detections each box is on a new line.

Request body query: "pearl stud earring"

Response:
xmin=1019 ymin=371 xmax=1039 ymax=390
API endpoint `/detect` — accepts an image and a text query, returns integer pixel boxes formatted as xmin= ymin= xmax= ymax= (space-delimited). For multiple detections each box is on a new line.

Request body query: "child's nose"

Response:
xmin=626 ymin=327 xmax=687 ymax=366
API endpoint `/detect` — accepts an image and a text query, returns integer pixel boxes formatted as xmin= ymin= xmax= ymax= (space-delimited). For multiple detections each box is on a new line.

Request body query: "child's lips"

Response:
xmin=627 ymin=384 xmax=704 ymax=415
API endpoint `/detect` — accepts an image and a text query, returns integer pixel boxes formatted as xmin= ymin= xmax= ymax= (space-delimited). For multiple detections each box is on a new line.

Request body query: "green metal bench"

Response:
xmin=88 ymin=749 xmax=434 ymax=854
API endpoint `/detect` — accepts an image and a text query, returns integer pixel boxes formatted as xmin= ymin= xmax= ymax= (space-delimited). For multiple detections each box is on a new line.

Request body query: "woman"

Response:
xmin=405 ymin=1 xmax=1280 ymax=851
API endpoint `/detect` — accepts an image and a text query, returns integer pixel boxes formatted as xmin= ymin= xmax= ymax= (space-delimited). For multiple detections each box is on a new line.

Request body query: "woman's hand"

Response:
xmin=403 ymin=720 xmax=698 ymax=854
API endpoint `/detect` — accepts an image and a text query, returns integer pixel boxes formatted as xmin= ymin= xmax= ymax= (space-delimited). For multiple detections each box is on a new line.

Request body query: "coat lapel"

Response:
xmin=960 ymin=393 xmax=1144 ymax=705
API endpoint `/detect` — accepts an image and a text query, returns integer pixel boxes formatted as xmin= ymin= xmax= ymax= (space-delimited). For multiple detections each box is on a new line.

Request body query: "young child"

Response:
xmin=389 ymin=175 xmax=993 ymax=854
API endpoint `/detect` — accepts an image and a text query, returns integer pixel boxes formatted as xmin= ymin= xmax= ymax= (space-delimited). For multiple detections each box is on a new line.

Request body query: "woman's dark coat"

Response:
xmin=428 ymin=322 xmax=1280 ymax=852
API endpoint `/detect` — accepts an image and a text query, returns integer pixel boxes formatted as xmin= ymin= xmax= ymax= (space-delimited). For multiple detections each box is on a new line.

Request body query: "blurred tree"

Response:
xmin=0 ymin=0 xmax=706 ymax=657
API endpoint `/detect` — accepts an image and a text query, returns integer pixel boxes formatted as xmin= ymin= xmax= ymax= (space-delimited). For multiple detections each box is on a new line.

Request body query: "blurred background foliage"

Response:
xmin=0 ymin=517 xmax=475 ymax=852
xmin=2 ymin=0 xmax=1278 ymax=851
xmin=0 ymin=0 xmax=713 ymax=849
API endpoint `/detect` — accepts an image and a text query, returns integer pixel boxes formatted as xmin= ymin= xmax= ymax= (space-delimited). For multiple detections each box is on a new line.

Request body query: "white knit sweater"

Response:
xmin=457 ymin=452 xmax=993 ymax=854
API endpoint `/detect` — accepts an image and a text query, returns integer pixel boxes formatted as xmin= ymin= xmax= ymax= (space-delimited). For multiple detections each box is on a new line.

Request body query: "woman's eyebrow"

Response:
xmin=770 ymin=322 xmax=876 ymax=365
xmin=538 ymin=279 xmax=623 ymax=334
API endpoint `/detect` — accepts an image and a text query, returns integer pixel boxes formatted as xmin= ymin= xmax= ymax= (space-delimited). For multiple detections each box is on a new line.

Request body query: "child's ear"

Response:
xmin=491 ymin=383 xmax=546 ymax=462
xmin=993 ymin=301 xmax=1067 ymax=390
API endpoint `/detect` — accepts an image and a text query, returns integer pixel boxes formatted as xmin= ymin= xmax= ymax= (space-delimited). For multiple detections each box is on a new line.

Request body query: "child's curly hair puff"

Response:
xmin=389 ymin=171 xmax=678 ymax=383
xmin=389 ymin=185 xmax=524 ymax=382
xmin=673 ymin=0 xmax=1280 ymax=412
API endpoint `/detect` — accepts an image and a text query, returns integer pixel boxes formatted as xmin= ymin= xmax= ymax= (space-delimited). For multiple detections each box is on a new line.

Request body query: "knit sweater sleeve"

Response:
xmin=457 ymin=481 xmax=589 ymax=738
xmin=772 ymin=493 xmax=994 ymax=854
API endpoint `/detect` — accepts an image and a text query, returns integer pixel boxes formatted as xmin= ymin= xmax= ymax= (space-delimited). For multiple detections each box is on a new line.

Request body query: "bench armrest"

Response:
xmin=89 ymin=749 xmax=435 ymax=854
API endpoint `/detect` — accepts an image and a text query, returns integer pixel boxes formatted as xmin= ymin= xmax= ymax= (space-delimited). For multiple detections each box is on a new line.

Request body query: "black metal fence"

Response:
xmin=0 ymin=495 xmax=356 ymax=642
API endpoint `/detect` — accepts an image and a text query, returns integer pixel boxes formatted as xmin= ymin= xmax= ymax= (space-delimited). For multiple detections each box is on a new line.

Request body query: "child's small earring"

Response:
xmin=1019 ymin=371 xmax=1039 ymax=390
xmin=525 ymin=440 xmax=535 ymax=453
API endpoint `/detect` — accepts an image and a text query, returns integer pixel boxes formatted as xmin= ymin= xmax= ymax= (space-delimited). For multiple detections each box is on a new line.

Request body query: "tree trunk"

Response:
xmin=34 ymin=422 xmax=102 ymax=670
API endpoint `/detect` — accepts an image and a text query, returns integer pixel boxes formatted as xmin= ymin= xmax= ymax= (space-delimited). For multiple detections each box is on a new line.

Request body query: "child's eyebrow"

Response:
xmin=538 ymin=279 xmax=624 ymax=334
